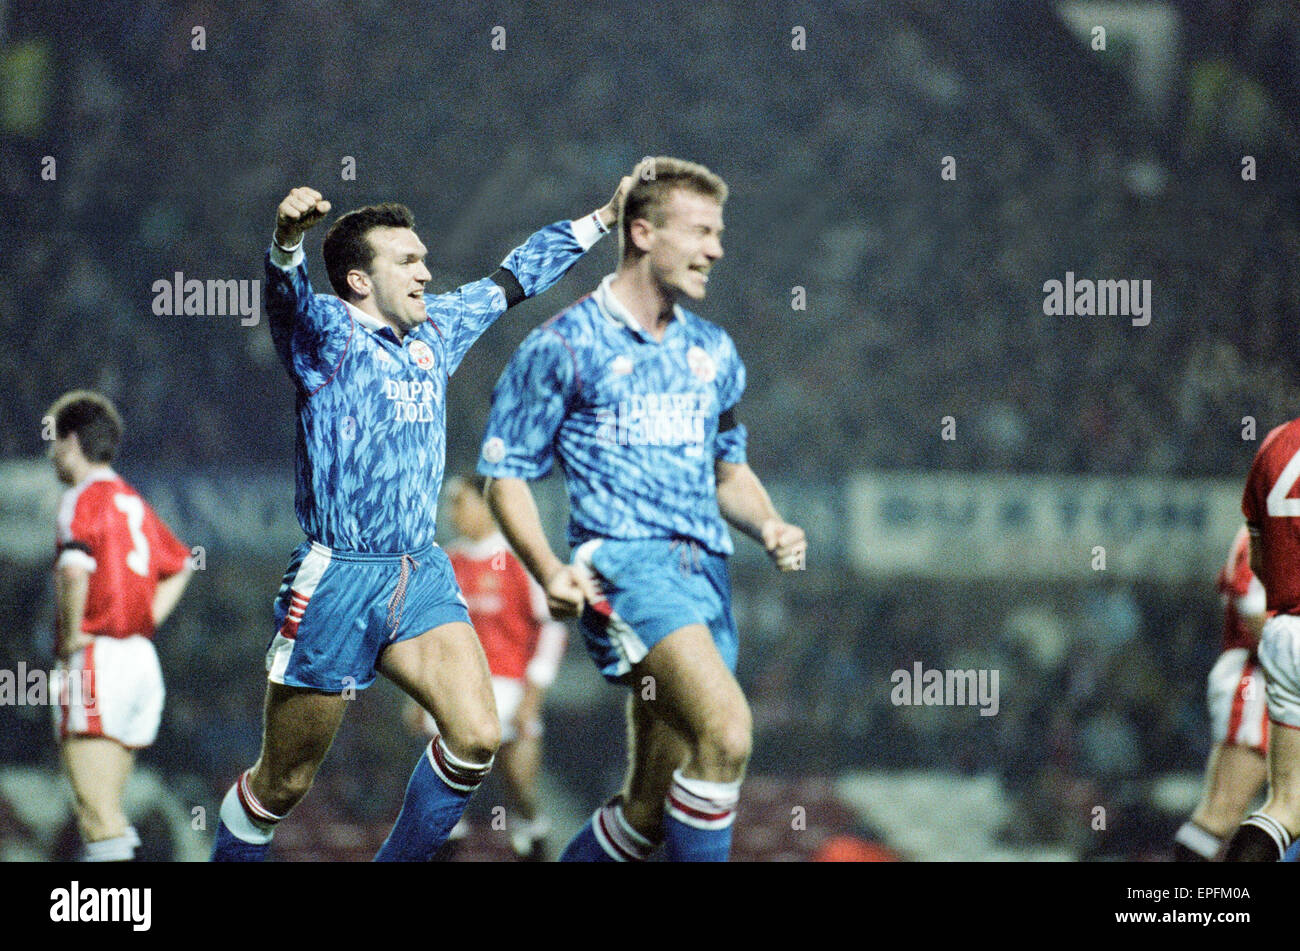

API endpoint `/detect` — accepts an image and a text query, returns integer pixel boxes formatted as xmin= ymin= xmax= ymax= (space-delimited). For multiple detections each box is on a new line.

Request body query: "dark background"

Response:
xmin=2 ymin=0 xmax=1298 ymax=861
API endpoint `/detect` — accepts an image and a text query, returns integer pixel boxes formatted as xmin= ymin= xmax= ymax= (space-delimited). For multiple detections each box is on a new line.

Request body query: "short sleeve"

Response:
xmin=56 ymin=489 xmax=99 ymax=573
xmin=478 ymin=327 xmax=576 ymax=481
xmin=147 ymin=505 xmax=191 ymax=578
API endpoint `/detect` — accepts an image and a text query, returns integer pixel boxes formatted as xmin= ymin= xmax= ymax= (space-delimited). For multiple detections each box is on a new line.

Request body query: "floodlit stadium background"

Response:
xmin=2 ymin=0 xmax=1298 ymax=860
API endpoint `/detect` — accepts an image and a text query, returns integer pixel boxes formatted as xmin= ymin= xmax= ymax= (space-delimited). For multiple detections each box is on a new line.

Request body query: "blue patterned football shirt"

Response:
xmin=265 ymin=217 xmax=605 ymax=553
xmin=478 ymin=274 xmax=748 ymax=555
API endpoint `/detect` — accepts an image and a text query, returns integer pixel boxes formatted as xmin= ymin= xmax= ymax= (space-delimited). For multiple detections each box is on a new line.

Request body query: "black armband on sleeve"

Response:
xmin=491 ymin=267 xmax=527 ymax=309
xmin=59 ymin=540 xmax=93 ymax=556
xmin=719 ymin=406 xmax=739 ymax=433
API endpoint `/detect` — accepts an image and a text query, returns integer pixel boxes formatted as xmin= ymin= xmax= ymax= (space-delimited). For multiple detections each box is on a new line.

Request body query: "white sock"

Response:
xmin=220 ymin=784 xmax=276 ymax=845
xmin=510 ymin=814 xmax=550 ymax=853
xmin=1174 ymin=821 xmax=1222 ymax=860
xmin=83 ymin=833 xmax=136 ymax=862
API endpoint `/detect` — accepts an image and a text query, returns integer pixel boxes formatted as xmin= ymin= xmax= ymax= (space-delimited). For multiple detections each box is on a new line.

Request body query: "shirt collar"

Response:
xmin=343 ymin=299 xmax=403 ymax=342
xmin=595 ymin=274 xmax=686 ymax=340
xmin=76 ymin=467 xmax=117 ymax=490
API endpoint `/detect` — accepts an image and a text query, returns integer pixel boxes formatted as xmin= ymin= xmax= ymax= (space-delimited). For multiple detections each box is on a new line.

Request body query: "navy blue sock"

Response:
xmin=560 ymin=796 xmax=655 ymax=862
xmin=374 ymin=737 xmax=491 ymax=862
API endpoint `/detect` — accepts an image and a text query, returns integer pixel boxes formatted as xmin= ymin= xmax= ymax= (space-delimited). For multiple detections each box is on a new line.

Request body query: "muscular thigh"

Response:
xmin=378 ymin=620 xmax=496 ymax=736
xmin=256 ymin=682 xmax=350 ymax=779
xmin=1266 ymin=721 xmax=1300 ymax=814
xmin=632 ymin=623 xmax=748 ymax=742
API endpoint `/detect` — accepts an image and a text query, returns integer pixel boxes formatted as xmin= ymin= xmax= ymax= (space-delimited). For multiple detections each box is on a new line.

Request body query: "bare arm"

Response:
xmin=55 ymin=562 xmax=92 ymax=660
xmin=153 ymin=566 xmax=193 ymax=627
xmin=715 ymin=460 xmax=807 ymax=571
xmin=485 ymin=476 xmax=598 ymax=617
xmin=1242 ymin=610 xmax=1267 ymax=643
xmin=486 ymin=477 xmax=566 ymax=587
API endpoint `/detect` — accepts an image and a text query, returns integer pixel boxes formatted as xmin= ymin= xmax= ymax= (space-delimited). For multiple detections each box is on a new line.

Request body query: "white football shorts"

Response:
xmin=1256 ymin=614 xmax=1300 ymax=732
xmin=52 ymin=634 xmax=165 ymax=749
xmin=1207 ymin=646 xmax=1268 ymax=753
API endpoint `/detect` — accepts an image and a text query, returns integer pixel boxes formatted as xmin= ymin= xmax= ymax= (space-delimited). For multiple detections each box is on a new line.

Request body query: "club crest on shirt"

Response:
xmin=409 ymin=340 xmax=435 ymax=371
xmin=610 ymin=355 xmax=634 ymax=376
xmin=686 ymin=345 xmax=716 ymax=383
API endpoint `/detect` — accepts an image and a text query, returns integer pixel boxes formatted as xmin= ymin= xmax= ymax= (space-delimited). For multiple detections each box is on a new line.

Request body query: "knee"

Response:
xmin=696 ymin=709 xmax=753 ymax=775
xmin=444 ymin=712 xmax=502 ymax=766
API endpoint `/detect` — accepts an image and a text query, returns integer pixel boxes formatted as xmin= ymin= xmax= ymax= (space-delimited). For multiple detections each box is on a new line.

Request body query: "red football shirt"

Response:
xmin=55 ymin=469 xmax=190 ymax=645
xmin=1217 ymin=524 xmax=1264 ymax=651
xmin=1242 ymin=419 xmax=1300 ymax=616
xmin=448 ymin=533 xmax=547 ymax=680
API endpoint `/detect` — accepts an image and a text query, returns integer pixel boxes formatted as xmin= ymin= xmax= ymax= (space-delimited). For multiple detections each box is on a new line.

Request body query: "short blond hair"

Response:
xmin=620 ymin=157 xmax=728 ymax=259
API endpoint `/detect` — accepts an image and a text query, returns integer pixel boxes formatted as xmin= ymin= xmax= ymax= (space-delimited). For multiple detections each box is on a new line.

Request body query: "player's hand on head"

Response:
xmin=598 ymin=174 xmax=636 ymax=230
xmin=275 ymin=186 xmax=331 ymax=247
xmin=761 ymin=519 xmax=807 ymax=572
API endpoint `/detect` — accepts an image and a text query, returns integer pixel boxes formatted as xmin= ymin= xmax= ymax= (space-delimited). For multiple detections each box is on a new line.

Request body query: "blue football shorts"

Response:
xmin=264 ymin=540 xmax=471 ymax=692
xmin=571 ymin=537 xmax=738 ymax=684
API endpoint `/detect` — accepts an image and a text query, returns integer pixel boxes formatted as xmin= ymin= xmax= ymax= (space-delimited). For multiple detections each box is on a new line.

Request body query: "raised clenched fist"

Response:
xmin=274 ymin=187 xmax=331 ymax=248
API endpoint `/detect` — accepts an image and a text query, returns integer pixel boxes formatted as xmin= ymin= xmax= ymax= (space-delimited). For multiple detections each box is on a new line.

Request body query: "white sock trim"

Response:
xmin=666 ymin=769 xmax=740 ymax=830
xmin=220 ymin=784 xmax=275 ymax=845
xmin=1243 ymin=812 xmax=1292 ymax=856
xmin=591 ymin=799 xmax=654 ymax=861
xmin=611 ymin=800 xmax=653 ymax=850
xmin=670 ymin=769 xmax=741 ymax=805
xmin=237 ymin=771 xmax=287 ymax=824
xmin=426 ymin=736 xmax=494 ymax=793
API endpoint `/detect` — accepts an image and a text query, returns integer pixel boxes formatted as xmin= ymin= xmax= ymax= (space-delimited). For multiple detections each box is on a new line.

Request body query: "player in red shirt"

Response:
xmin=408 ymin=474 xmax=566 ymax=859
xmin=1173 ymin=525 xmax=1268 ymax=860
xmin=45 ymin=391 xmax=193 ymax=861
xmin=1225 ymin=419 xmax=1300 ymax=860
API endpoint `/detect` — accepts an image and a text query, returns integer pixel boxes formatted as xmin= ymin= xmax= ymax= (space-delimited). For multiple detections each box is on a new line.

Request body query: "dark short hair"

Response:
xmin=47 ymin=390 xmax=122 ymax=463
xmin=621 ymin=156 xmax=728 ymax=259
xmin=322 ymin=203 xmax=416 ymax=299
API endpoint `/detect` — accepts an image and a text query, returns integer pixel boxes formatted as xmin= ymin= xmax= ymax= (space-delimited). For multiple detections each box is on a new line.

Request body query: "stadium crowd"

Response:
xmin=3 ymin=0 xmax=1298 ymax=858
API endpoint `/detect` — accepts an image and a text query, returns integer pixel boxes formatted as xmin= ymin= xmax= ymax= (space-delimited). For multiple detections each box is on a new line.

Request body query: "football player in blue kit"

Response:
xmin=210 ymin=174 xmax=631 ymax=861
xmin=480 ymin=158 xmax=807 ymax=861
